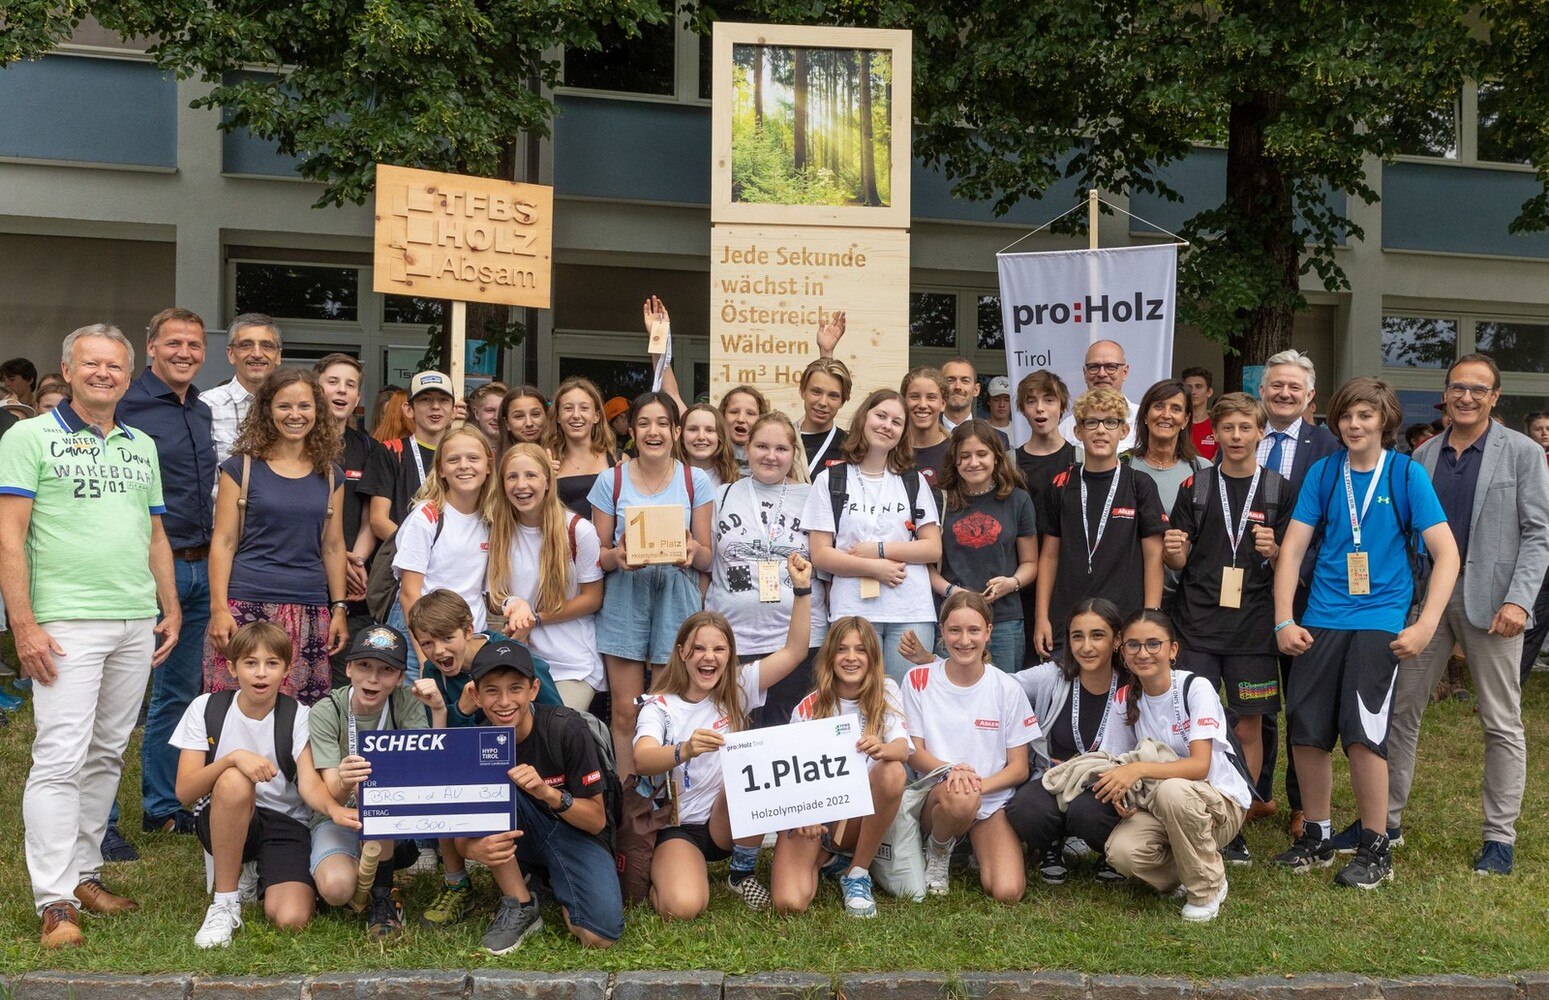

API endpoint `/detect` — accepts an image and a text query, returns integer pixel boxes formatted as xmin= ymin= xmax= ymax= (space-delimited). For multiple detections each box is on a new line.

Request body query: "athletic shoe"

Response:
xmin=818 ymin=852 xmax=852 ymax=882
xmin=1181 ymin=881 xmax=1228 ymax=923
xmin=1062 ymin=836 xmax=1094 ymax=860
xmin=1330 ymin=820 xmax=1404 ymax=854
xmin=728 ymin=874 xmax=771 ymax=910
xmin=0 ymin=687 xmax=22 ymax=712
xmin=237 ymin=861 xmax=259 ymax=906
xmin=1273 ymin=830 xmax=1335 ymax=873
xmin=421 ymin=879 xmax=472 ymax=926
xmin=1334 ymin=831 xmax=1393 ymax=889
xmin=100 ymin=823 xmax=139 ymax=863
xmin=480 ymin=896 xmax=543 ymax=955
xmin=194 ymin=900 xmax=242 ymax=949
xmin=1093 ymin=858 xmax=1125 ymax=884
xmin=142 ymin=810 xmax=197 ymax=835
xmin=924 ymin=839 xmax=953 ymax=896
xmin=1221 ymin=833 xmax=1251 ymax=865
xmin=1472 ymin=841 xmax=1514 ymax=876
xmin=366 ymin=886 xmax=405 ymax=940
xmin=405 ymin=846 xmax=439 ymax=875
xmin=840 ymin=870 xmax=877 ymax=918
xmin=1037 ymin=845 xmax=1069 ymax=885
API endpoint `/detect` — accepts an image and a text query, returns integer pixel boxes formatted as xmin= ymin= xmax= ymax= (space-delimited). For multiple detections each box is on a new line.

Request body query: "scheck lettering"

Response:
xmin=360 ymin=733 xmax=448 ymax=753
xmin=1011 ymin=292 xmax=1165 ymax=333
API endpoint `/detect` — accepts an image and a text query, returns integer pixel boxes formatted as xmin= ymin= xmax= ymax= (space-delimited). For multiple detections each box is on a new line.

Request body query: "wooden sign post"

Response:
xmin=372 ymin=164 xmax=555 ymax=399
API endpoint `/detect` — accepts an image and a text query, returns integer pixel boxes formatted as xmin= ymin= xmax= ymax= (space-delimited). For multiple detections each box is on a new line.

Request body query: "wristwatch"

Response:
xmin=554 ymin=790 xmax=574 ymax=814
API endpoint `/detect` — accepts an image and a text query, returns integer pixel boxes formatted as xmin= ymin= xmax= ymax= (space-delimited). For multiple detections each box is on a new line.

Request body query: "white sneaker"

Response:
xmin=237 ymin=861 xmax=259 ymax=906
xmin=1181 ymin=881 xmax=1228 ymax=922
xmin=406 ymin=847 xmax=439 ymax=875
xmin=194 ymin=900 xmax=242 ymax=948
xmin=924 ymin=839 xmax=953 ymax=896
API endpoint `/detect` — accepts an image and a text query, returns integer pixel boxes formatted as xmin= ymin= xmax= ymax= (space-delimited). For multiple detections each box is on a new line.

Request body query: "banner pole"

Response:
xmin=449 ymin=300 xmax=467 ymax=402
xmin=1088 ymin=188 xmax=1099 ymax=251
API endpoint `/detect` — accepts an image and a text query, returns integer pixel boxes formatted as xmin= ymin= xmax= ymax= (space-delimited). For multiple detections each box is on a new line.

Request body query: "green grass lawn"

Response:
xmin=0 ymin=666 xmax=1545 ymax=978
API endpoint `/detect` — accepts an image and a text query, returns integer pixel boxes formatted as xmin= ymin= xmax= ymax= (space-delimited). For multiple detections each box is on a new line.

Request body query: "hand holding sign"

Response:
xmin=683 ymin=727 xmax=726 ymax=760
xmin=464 ymin=829 xmax=524 ymax=867
xmin=720 ymin=714 xmax=874 ymax=838
xmin=337 ymin=754 xmax=372 ymax=790
xmin=643 ymin=295 xmax=671 ymax=355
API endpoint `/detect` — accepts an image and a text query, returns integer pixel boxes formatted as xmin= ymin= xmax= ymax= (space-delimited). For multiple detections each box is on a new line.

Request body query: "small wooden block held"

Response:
xmin=624 ymin=505 xmax=687 ymax=566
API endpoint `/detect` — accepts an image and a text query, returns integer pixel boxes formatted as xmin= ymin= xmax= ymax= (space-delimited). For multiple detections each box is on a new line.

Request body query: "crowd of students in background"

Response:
xmin=2 ymin=301 xmax=1547 ymax=957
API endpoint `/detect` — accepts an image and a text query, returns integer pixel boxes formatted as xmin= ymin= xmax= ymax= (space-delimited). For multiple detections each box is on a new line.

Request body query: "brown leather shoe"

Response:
xmin=1247 ymin=797 xmax=1278 ymax=823
xmin=1287 ymin=809 xmax=1306 ymax=840
xmin=74 ymin=878 xmax=138 ymax=915
xmin=41 ymin=902 xmax=84 ymax=949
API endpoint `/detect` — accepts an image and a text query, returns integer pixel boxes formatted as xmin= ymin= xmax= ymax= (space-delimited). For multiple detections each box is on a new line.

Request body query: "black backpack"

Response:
xmin=365 ymin=512 xmax=444 ymax=623
xmin=533 ymin=705 xmax=623 ymax=854
xmin=1186 ymin=465 xmax=1286 ymax=547
xmin=203 ymin=689 xmax=298 ymax=784
xmin=1181 ymin=673 xmax=1264 ymax=803
xmin=826 ymin=463 xmax=927 ymax=539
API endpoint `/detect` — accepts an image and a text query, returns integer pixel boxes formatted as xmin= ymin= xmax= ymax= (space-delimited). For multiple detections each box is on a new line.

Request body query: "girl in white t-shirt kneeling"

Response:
xmin=771 ymin=616 xmax=910 ymax=919
xmin=633 ymin=554 xmax=813 ymax=920
xmin=899 ymin=591 xmax=1040 ymax=902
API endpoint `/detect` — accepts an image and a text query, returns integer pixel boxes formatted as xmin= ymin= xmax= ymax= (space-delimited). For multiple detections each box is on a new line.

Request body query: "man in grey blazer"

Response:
xmin=1386 ymin=352 xmax=1549 ymax=876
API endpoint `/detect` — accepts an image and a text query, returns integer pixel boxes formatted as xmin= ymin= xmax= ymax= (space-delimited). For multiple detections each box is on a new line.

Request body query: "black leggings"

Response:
xmin=1005 ymin=779 xmax=1122 ymax=854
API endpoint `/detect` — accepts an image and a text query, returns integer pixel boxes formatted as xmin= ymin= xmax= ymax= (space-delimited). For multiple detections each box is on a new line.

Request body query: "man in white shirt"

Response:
xmin=941 ymin=357 xmax=981 ymax=433
xmin=202 ymin=314 xmax=281 ymax=469
xmin=1058 ymin=340 xmax=1140 ymax=450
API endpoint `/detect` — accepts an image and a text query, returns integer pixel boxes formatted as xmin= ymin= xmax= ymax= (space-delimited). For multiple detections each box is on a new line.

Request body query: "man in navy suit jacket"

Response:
xmin=1249 ymin=351 xmax=1338 ymax=836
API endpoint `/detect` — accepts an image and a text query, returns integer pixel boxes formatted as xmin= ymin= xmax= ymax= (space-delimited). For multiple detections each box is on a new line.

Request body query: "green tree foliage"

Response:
xmin=2 ymin=0 xmax=670 ymax=207
xmin=719 ymin=1 xmax=1549 ymax=379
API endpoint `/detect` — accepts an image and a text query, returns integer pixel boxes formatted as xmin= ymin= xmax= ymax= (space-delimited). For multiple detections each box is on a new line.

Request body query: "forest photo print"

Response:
xmin=731 ymin=44 xmax=893 ymax=208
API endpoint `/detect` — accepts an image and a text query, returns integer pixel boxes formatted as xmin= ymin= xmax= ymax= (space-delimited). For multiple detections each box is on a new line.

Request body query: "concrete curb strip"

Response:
xmin=8 ymin=971 xmax=1549 ymax=999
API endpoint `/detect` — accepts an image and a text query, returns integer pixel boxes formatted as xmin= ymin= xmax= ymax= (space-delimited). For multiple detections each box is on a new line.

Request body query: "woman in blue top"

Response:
xmin=206 ymin=368 xmax=346 ymax=706
xmin=588 ymin=391 xmax=713 ymax=773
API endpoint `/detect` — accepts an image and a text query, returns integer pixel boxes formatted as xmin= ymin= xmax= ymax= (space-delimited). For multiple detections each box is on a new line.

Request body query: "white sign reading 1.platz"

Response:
xmin=720 ymin=714 xmax=875 ymax=839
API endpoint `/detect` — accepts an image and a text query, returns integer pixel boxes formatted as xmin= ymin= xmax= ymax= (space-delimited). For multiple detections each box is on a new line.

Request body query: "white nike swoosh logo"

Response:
xmin=1358 ymin=669 xmax=1398 ymax=744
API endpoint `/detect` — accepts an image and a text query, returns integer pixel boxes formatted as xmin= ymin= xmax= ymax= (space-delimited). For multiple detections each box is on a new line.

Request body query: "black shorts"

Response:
xmin=658 ymin=823 xmax=731 ymax=863
xmin=196 ymin=804 xmax=315 ymax=893
xmin=1178 ymin=645 xmax=1280 ymax=715
xmin=1285 ymin=627 xmax=1399 ymax=757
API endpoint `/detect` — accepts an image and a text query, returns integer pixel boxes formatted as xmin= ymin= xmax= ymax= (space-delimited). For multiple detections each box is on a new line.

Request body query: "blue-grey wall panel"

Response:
xmin=1131 ymin=148 xmax=1346 ymax=242
xmin=1383 ymin=161 xmax=1549 ymax=258
xmin=0 ymin=55 xmax=176 ymax=167
xmin=219 ymin=71 xmax=304 ymax=176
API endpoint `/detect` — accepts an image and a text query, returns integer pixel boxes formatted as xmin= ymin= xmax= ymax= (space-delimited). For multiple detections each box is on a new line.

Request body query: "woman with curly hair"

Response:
xmin=205 ymin=367 xmax=346 ymax=705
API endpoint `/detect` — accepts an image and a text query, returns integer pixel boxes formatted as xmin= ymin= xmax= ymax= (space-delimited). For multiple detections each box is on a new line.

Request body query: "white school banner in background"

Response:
xmin=720 ymin=714 xmax=874 ymax=839
xmin=997 ymin=244 xmax=1177 ymax=440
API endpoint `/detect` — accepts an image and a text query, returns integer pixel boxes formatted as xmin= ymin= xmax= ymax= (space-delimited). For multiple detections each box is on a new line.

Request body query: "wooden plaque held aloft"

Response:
xmin=372 ymin=164 xmax=553 ymax=309
xmin=623 ymin=504 xmax=688 ymax=566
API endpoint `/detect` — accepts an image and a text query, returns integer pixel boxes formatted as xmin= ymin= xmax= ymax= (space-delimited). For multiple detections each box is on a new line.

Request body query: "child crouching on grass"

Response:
xmin=172 ymin=622 xmax=325 ymax=948
xmin=303 ymin=623 xmax=446 ymax=939
xmin=453 ymin=639 xmax=624 ymax=953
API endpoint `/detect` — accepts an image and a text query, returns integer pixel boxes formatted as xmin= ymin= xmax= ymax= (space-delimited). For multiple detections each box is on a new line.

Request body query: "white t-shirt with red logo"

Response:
xmin=791 ymin=677 xmax=913 ymax=770
xmin=635 ymin=661 xmax=766 ymax=825
xmin=899 ymin=658 xmax=1041 ymax=820
xmin=1134 ymin=669 xmax=1253 ymax=809
xmin=392 ymin=500 xmax=492 ymax=632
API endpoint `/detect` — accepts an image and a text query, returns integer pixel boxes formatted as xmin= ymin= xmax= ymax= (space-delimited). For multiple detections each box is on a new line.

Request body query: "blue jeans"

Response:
xmin=935 ymin=618 xmax=1025 ymax=674
xmin=387 ymin=599 xmax=421 ymax=683
xmin=513 ymin=792 xmax=623 ymax=941
xmin=141 ymin=558 xmax=211 ymax=820
xmin=875 ymin=621 xmax=935 ymax=685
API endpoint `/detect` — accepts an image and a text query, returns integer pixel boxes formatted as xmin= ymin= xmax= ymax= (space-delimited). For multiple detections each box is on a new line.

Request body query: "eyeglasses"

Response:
xmin=1122 ymin=638 xmax=1166 ymax=655
xmin=1445 ymin=382 xmax=1494 ymax=399
xmin=1085 ymin=362 xmax=1125 ymax=375
xmin=231 ymin=339 xmax=280 ymax=354
xmin=1080 ymin=417 xmax=1123 ymax=431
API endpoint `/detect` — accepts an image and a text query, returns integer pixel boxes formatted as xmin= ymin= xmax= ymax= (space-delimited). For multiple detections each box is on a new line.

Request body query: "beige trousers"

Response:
xmin=1105 ymin=777 xmax=1246 ymax=905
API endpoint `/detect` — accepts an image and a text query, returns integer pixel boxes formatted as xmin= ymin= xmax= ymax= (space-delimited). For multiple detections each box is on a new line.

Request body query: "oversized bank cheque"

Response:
xmin=357 ymin=727 xmax=518 ymax=840
xmin=720 ymin=714 xmax=874 ymax=839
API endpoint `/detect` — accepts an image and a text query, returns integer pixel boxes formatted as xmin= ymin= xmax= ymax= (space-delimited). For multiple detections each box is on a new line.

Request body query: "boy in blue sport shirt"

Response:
xmin=1270 ymin=377 xmax=1459 ymax=889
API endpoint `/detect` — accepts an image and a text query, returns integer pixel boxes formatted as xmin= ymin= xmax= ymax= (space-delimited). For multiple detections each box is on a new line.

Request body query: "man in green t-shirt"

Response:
xmin=0 ymin=324 xmax=179 ymax=950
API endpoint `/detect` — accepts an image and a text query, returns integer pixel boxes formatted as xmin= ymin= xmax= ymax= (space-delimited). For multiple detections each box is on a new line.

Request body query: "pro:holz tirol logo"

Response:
xmin=1011 ymin=292 xmax=1165 ymax=332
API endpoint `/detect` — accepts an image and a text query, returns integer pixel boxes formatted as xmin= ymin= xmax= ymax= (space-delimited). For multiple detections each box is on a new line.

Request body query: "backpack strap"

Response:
xmin=1260 ymin=468 xmax=1284 ymax=530
xmin=203 ymin=689 xmax=238 ymax=769
xmin=683 ymin=462 xmax=695 ymax=507
xmin=203 ymin=689 xmax=296 ymax=785
xmin=1189 ymin=465 xmax=1214 ymax=540
xmin=236 ymin=454 xmax=252 ymax=543
xmin=828 ymin=462 xmax=850 ymax=531
xmin=901 ymin=470 xmax=924 ymax=539
xmin=612 ymin=462 xmax=625 ymax=509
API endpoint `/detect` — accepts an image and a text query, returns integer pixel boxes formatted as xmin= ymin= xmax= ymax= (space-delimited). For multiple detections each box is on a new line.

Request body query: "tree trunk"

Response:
xmin=1223 ymin=90 xmax=1297 ymax=391
xmin=753 ymin=45 xmax=764 ymax=128
xmin=793 ymin=49 xmax=808 ymax=172
xmin=858 ymin=51 xmax=879 ymax=205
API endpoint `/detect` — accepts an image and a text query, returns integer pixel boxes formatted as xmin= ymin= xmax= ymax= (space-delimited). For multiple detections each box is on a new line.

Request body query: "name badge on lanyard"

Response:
xmin=1342 ymin=452 xmax=1386 ymax=596
xmin=1217 ymin=465 xmax=1261 ymax=610
xmin=1080 ymin=466 xmax=1124 ymax=573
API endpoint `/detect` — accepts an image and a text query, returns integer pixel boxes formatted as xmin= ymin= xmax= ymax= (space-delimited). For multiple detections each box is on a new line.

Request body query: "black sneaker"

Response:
xmin=481 ymin=895 xmax=543 ymax=954
xmin=100 ymin=823 xmax=140 ymax=863
xmin=1036 ymin=845 xmax=1068 ymax=885
xmin=1093 ymin=857 xmax=1125 ymax=884
xmin=366 ymin=886 xmax=405 ymax=940
xmin=1221 ymin=833 xmax=1251 ymax=866
xmin=1334 ymin=831 xmax=1393 ymax=889
xmin=142 ymin=811 xmax=197 ymax=835
xmin=1272 ymin=830 xmax=1335 ymax=873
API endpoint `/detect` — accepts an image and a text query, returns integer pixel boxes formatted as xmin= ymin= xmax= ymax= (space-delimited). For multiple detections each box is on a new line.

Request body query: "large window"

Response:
xmin=558 ymin=355 xmax=657 ymax=402
xmin=909 ymin=292 xmax=956 ymax=349
xmin=1380 ymin=315 xmax=1457 ymax=369
xmin=1476 ymin=82 xmax=1534 ymax=166
xmin=233 ymin=262 xmax=358 ymax=321
xmin=977 ymin=294 xmax=1004 ymax=351
xmin=1475 ymin=320 xmax=1549 ymax=374
xmin=1389 ymin=95 xmax=1459 ymax=159
xmin=562 ymin=19 xmax=677 ymax=96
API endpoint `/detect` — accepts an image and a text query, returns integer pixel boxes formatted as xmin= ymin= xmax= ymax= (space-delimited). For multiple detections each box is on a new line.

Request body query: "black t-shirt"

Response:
xmin=913 ymin=439 xmax=950 ymax=487
xmin=1168 ymin=466 xmax=1291 ymax=655
xmin=801 ymin=427 xmax=846 ymax=476
xmin=340 ymin=426 xmax=386 ymax=615
xmin=1038 ymin=463 xmax=1166 ymax=630
xmin=1046 ymin=681 xmax=1114 ymax=764
xmin=557 ymin=467 xmax=610 ymax=521
xmin=360 ymin=435 xmax=436 ymax=528
xmin=938 ymin=488 xmax=1038 ymax=623
xmin=1016 ymin=443 xmax=1077 ymax=507
xmin=509 ymin=705 xmax=610 ymax=852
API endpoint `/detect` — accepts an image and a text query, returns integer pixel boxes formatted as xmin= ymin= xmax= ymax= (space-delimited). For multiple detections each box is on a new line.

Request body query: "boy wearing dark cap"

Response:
xmin=456 ymin=639 xmax=623 ymax=954
xmin=305 ymin=623 xmax=446 ymax=938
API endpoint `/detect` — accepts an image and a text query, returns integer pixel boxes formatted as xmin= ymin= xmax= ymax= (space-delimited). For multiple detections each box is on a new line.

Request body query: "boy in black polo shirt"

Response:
xmin=454 ymin=640 xmax=622 ymax=954
xmin=1033 ymin=388 xmax=1165 ymax=658
xmin=1164 ymin=392 xmax=1289 ymax=863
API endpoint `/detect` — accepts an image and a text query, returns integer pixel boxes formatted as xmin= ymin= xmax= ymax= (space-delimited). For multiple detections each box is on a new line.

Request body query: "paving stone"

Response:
xmin=1196 ymin=975 xmax=1380 ymax=999
xmin=836 ymin=973 xmax=953 ymax=1000
xmin=307 ymin=970 xmax=468 ymax=1000
xmin=13 ymin=972 xmax=190 ymax=1000
xmin=1518 ymin=972 xmax=1549 ymax=1000
xmin=958 ymin=971 xmax=1088 ymax=1000
xmin=724 ymin=972 xmax=833 ymax=999
xmin=612 ymin=970 xmax=725 ymax=1000
xmin=1089 ymin=975 xmax=1194 ymax=1000
xmin=1379 ymin=976 xmax=1520 ymax=1000
xmin=469 ymin=970 xmax=607 ymax=1000
xmin=190 ymin=977 xmax=307 ymax=1000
